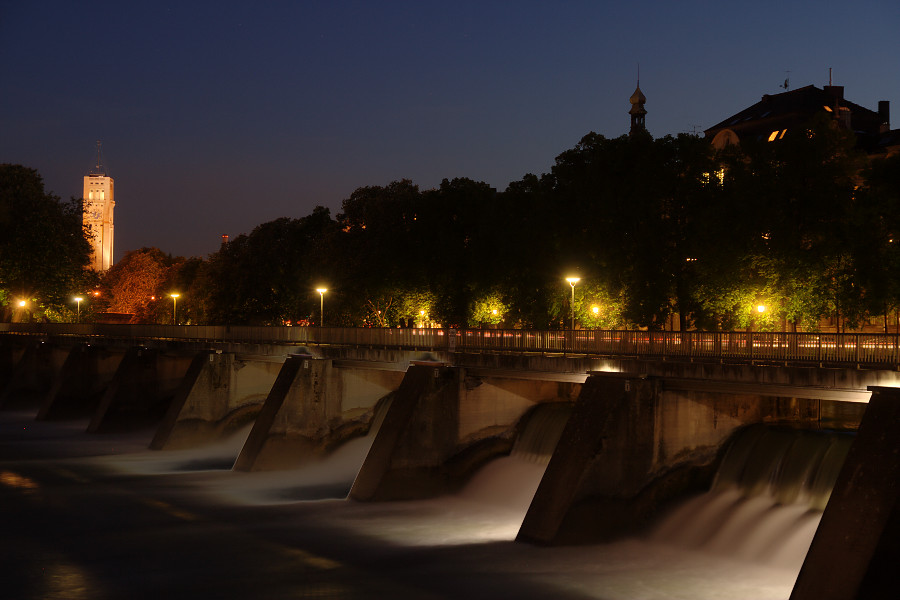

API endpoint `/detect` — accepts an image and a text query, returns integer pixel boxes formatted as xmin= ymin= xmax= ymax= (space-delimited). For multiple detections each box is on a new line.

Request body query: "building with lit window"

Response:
xmin=704 ymin=84 xmax=899 ymax=157
xmin=83 ymin=167 xmax=115 ymax=272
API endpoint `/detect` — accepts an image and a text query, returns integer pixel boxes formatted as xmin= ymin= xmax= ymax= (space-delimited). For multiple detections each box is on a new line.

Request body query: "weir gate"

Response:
xmin=1 ymin=323 xmax=899 ymax=599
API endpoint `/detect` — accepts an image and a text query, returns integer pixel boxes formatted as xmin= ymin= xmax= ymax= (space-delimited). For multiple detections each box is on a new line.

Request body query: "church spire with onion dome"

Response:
xmin=629 ymin=68 xmax=647 ymax=136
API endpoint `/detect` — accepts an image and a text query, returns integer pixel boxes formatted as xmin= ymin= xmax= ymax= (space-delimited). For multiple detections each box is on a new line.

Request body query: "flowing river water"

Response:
xmin=1 ymin=402 xmax=848 ymax=600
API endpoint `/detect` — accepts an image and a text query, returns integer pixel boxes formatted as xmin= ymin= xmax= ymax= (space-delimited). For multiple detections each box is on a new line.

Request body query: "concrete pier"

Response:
xmin=37 ymin=343 xmax=125 ymax=420
xmin=87 ymin=347 xmax=196 ymax=433
xmin=790 ymin=386 xmax=900 ymax=600
xmin=0 ymin=339 xmax=66 ymax=409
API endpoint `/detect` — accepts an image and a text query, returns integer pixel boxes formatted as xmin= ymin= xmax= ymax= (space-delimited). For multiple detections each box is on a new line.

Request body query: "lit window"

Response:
xmin=768 ymin=130 xmax=779 ymax=142
xmin=779 ymin=129 xmax=787 ymax=139
xmin=823 ymin=105 xmax=833 ymax=112
xmin=88 ymin=191 xmax=94 ymax=200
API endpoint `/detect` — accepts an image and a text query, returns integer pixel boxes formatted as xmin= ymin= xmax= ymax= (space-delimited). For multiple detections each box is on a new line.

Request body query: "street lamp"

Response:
xmin=16 ymin=299 xmax=27 ymax=323
xmin=170 ymin=293 xmax=180 ymax=325
xmin=565 ymin=277 xmax=580 ymax=331
xmin=74 ymin=296 xmax=83 ymax=323
xmin=316 ymin=288 xmax=327 ymax=326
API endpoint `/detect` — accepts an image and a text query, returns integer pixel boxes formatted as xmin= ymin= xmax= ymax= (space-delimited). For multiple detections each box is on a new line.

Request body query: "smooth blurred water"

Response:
xmin=5 ymin=405 xmax=845 ymax=600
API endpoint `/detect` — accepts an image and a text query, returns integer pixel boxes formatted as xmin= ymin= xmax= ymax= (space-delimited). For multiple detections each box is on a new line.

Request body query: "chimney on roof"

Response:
xmin=879 ymin=101 xmax=890 ymax=133
xmin=824 ymin=85 xmax=844 ymax=101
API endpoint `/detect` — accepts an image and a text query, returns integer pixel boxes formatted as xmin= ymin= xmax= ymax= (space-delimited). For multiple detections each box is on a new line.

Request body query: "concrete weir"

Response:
xmin=517 ymin=371 xmax=842 ymax=545
xmin=350 ymin=363 xmax=582 ymax=501
xmin=0 ymin=339 xmax=70 ymax=409
xmin=4 ymin=331 xmax=900 ymax=591
xmin=233 ymin=356 xmax=406 ymax=471
xmin=151 ymin=351 xmax=283 ymax=449
xmin=37 ymin=343 xmax=126 ymax=421
xmin=88 ymin=347 xmax=196 ymax=432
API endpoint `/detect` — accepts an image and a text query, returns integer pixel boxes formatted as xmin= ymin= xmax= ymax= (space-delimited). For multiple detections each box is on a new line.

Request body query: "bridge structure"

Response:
xmin=1 ymin=323 xmax=898 ymax=599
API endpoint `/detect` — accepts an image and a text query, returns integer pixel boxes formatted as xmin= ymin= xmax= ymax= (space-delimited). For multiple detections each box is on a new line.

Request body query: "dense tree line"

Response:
xmin=3 ymin=120 xmax=900 ymax=331
xmin=0 ymin=165 xmax=93 ymax=322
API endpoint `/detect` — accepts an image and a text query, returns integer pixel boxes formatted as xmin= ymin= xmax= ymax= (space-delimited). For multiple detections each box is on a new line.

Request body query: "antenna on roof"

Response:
xmin=780 ymin=70 xmax=791 ymax=90
xmin=828 ymin=67 xmax=832 ymax=86
xmin=94 ymin=140 xmax=102 ymax=174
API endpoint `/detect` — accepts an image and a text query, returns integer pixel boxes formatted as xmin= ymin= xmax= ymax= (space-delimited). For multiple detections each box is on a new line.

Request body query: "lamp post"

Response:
xmin=170 ymin=293 xmax=180 ymax=325
xmin=74 ymin=296 xmax=83 ymax=323
xmin=316 ymin=288 xmax=327 ymax=326
xmin=565 ymin=277 xmax=580 ymax=331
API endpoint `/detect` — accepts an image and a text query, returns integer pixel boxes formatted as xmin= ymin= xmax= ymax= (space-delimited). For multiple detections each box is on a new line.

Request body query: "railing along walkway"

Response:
xmin=2 ymin=324 xmax=899 ymax=368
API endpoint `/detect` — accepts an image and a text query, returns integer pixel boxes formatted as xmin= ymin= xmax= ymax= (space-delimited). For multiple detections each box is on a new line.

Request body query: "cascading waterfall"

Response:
xmin=251 ymin=396 xmax=396 ymax=502
xmin=651 ymin=425 xmax=854 ymax=570
xmin=456 ymin=403 xmax=572 ymax=512
xmin=510 ymin=402 xmax=573 ymax=465
xmin=347 ymin=402 xmax=576 ymax=547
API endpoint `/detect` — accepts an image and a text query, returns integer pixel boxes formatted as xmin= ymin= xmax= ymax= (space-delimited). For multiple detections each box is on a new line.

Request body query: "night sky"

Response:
xmin=3 ymin=1 xmax=899 ymax=260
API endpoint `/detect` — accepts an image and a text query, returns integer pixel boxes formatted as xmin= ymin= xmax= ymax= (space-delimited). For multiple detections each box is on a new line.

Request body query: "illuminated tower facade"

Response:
xmin=83 ymin=145 xmax=115 ymax=271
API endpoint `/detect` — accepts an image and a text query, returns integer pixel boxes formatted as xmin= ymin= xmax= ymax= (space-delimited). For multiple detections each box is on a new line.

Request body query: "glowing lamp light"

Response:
xmin=757 ymin=304 xmax=766 ymax=313
xmin=17 ymin=299 xmax=26 ymax=308
xmin=316 ymin=288 xmax=327 ymax=327
xmin=565 ymin=276 xmax=580 ymax=331
xmin=170 ymin=293 xmax=181 ymax=325
xmin=592 ymin=305 xmax=600 ymax=315
xmin=74 ymin=296 xmax=83 ymax=323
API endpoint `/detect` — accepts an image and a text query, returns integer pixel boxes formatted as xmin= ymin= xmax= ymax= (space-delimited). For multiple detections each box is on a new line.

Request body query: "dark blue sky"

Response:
xmin=3 ymin=1 xmax=899 ymax=259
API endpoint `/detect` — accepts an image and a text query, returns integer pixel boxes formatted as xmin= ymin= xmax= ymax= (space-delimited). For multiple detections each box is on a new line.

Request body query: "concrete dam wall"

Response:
xmin=0 ymin=334 xmax=896 ymax=598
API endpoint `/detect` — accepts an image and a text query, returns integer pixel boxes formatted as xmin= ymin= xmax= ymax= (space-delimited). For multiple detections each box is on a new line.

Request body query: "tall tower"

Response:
xmin=83 ymin=142 xmax=115 ymax=271
xmin=629 ymin=81 xmax=647 ymax=136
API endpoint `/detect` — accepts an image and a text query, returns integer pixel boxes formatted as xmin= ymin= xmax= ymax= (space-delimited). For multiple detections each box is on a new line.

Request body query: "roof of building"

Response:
xmin=704 ymin=85 xmax=887 ymax=148
xmin=703 ymin=84 xmax=900 ymax=157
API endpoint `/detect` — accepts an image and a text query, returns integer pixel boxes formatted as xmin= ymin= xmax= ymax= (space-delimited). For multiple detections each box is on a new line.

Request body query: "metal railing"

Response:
xmin=2 ymin=323 xmax=899 ymax=368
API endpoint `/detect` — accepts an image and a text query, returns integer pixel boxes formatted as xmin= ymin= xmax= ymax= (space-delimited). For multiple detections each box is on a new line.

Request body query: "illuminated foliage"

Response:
xmin=96 ymin=248 xmax=201 ymax=324
xmin=468 ymin=291 xmax=508 ymax=327
xmin=100 ymin=248 xmax=168 ymax=316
